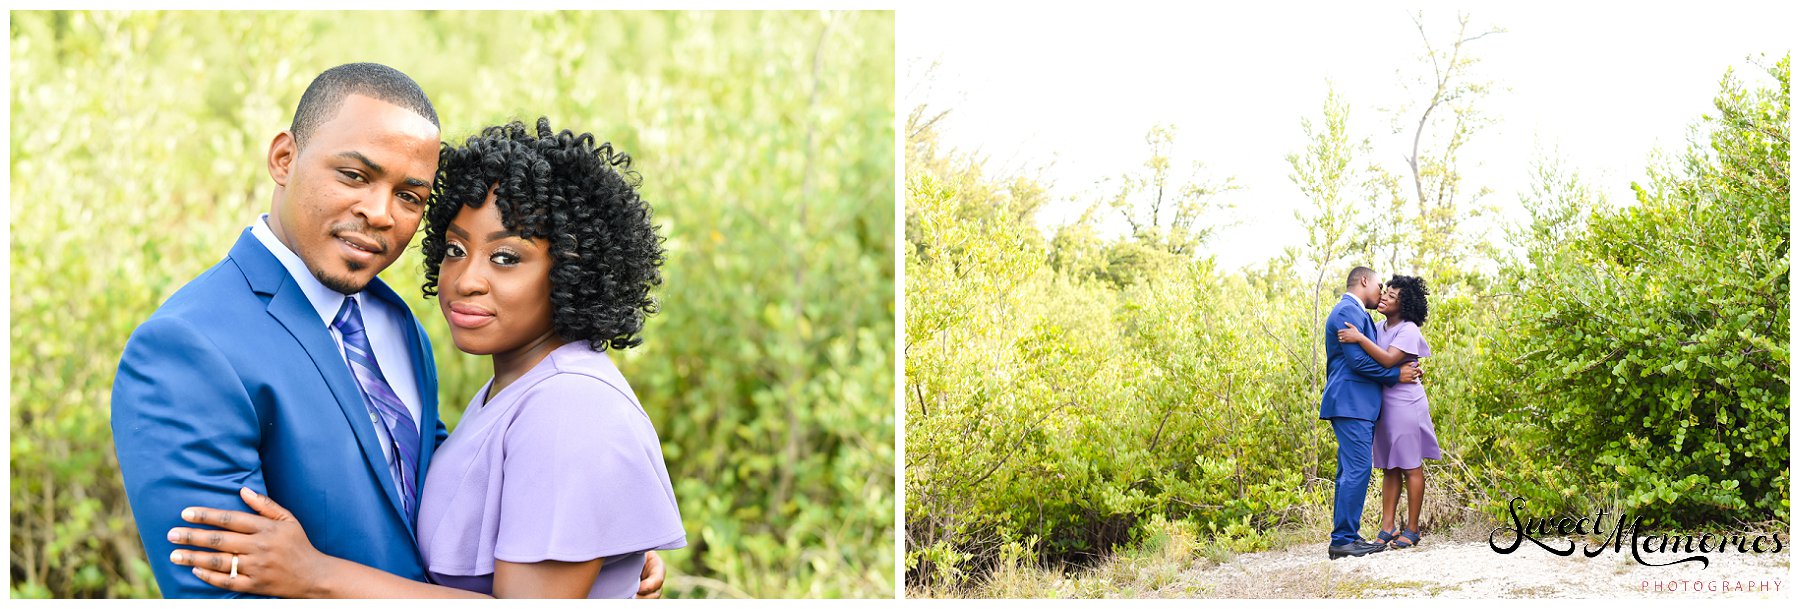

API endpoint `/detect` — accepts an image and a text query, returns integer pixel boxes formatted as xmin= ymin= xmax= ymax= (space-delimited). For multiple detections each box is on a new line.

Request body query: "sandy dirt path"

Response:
xmin=1171 ymin=537 xmax=1790 ymax=599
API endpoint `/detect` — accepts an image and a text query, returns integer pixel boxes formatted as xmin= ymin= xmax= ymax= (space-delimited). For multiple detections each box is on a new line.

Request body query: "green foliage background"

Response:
xmin=10 ymin=11 xmax=894 ymax=598
xmin=904 ymin=57 xmax=1788 ymax=590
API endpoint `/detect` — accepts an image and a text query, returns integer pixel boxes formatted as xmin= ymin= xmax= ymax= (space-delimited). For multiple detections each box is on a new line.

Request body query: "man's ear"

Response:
xmin=267 ymin=131 xmax=297 ymax=187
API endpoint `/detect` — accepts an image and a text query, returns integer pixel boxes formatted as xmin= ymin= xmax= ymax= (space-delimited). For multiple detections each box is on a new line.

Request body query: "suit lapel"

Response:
xmin=410 ymin=315 xmax=439 ymax=477
xmin=231 ymin=232 xmax=411 ymax=530
xmin=363 ymin=278 xmax=440 ymax=500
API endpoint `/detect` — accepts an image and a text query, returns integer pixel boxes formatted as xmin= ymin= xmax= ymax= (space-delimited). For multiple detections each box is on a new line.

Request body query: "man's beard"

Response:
xmin=316 ymin=265 xmax=371 ymax=295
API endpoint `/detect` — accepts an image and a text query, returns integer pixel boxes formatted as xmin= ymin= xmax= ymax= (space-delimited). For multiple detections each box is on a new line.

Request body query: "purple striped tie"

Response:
xmin=332 ymin=296 xmax=420 ymax=524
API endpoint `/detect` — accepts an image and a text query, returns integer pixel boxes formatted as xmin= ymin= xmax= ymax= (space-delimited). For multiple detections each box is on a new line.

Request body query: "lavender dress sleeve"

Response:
xmin=494 ymin=374 xmax=686 ymax=564
xmin=1389 ymin=322 xmax=1432 ymax=359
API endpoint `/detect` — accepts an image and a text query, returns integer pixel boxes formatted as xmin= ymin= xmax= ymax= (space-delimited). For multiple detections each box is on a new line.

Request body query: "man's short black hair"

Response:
xmin=1346 ymin=266 xmax=1377 ymax=290
xmin=290 ymin=63 xmax=439 ymax=148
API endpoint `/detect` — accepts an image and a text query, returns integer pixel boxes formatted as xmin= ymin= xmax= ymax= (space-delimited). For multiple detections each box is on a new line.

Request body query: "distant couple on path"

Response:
xmin=1319 ymin=266 xmax=1442 ymax=559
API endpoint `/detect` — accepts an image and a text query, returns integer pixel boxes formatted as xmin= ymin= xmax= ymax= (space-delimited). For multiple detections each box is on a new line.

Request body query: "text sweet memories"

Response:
xmin=1488 ymin=497 xmax=1784 ymax=568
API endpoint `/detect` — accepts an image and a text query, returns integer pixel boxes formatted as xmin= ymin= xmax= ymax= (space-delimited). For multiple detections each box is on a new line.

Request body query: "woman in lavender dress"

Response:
xmin=167 ymin=119 xmax=684 ymax=598
xmin=1335 ymin=275 xmax=1439 ymax=550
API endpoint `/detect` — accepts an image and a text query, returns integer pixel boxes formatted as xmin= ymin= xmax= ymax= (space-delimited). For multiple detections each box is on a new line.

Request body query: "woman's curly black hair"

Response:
xmin=420 ymin=117 xmax=665 ymax=351
xmin=1384 ymin=274 xmax=1430 ymax=327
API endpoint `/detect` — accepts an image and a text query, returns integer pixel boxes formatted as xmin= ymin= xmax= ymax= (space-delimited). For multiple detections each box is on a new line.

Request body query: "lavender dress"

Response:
xmin=1371 ymin=320 xmax=1442 ymax=470
xmin=416 ymin=342 xmax=685 ymax=598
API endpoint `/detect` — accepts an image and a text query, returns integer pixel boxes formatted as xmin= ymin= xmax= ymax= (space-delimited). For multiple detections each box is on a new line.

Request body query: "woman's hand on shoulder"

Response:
xmin=1336 ymin=322 xmax=1365 ymax=344
xmin=167 ymin=487 xmax=336 ymax=598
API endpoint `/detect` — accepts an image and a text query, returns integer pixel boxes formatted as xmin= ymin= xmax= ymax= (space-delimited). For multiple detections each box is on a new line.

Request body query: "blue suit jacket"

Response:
xmin=111 ymin=230 xmax=447 ymax=598
xmin=1317 ymin=294 xmax=1401 ymax=421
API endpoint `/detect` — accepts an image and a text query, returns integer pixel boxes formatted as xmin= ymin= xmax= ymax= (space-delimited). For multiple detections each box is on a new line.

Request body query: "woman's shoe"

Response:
xmin=1376 ymin=527 xmax=1397 ymax=545
xmin=1391 ymin=529 xmax=1421 ymax=549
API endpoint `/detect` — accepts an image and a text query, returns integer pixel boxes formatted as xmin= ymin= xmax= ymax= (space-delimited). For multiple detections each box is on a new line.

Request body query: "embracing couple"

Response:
xmin=111 ymin=63 xmax=684 ymax=598
xmin=1319 ymin=266 xmax=1442 ymax=560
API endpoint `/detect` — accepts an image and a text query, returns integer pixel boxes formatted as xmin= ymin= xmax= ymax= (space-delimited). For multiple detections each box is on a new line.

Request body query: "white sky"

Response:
xmin=902 ymin=1 xmax=1795 ymax=271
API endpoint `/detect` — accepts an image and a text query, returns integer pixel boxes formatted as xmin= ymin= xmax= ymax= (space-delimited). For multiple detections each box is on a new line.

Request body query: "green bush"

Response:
xmin=904 ymin=140 xmax=1366 ymax=588
xmin=11 ymin=10 xmax=893 ymax=598
xmin=1488 ymin=56 xmax=1789 ymax=524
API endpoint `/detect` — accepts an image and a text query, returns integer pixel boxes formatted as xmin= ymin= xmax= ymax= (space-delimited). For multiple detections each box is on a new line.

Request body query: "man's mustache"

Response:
xmin=331 ymin=223 xmax=391 ymax=254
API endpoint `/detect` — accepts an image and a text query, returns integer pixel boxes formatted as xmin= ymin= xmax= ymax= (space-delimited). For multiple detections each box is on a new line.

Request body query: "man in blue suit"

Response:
xmin=1320 ymin=266 xmax=1421 ymax=559
xmin=109 ymin=64 xmax=668 ymax=597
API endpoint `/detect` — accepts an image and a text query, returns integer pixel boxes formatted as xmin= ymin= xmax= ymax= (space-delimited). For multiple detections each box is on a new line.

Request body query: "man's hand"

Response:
xmin=1399 ymin=361 xmax=1423 ymax=384
xmin=636 ymin=550 xmax=665 ymax=599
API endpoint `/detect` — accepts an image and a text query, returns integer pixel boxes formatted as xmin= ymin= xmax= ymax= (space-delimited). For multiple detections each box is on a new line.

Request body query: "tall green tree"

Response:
xmin=1284 ymin=84 xmax=1370 ymax=474
xmin=1104 ymin=124 xmax=1237 ymax=258
xmin=1394 ymin=11 xmax=1503 ymax=282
